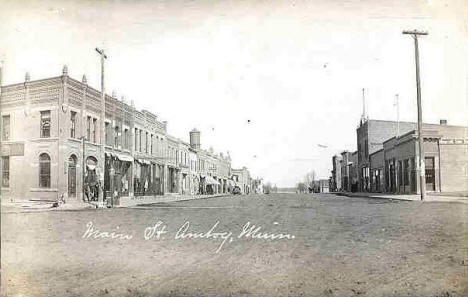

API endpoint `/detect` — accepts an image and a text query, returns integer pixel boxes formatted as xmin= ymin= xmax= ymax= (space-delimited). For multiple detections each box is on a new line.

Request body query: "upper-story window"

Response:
xmin=92 ymin=118 xmax=97 ymax=143
xmin=86 ymin=116 xmax=91 ymax=141
xmin=114 ymin=126 xmax=119 ymax=148
xmin=155 ymin=136 xmax=158 ymax=156
xmin=70 ymin=111 xmax=77 ymax=138
xmin=150 ymin=134 xmax=153 ymax=155
xmin=139 ymin=129 xmax=143 ymax=152
xmin=124 ymin=128 xmax=129 ymax=150
xmin=134 ymin=128 xmax=138 ymax=151
xmin=105 ymin=122 xmax=110 ymax=145
xmin=40 ymin=111 xmax=51 ymax=138
xmin=2 ymin=115 xmax=10 ymax=141
xmin=145 ymin=132 xmax=149 ymax=154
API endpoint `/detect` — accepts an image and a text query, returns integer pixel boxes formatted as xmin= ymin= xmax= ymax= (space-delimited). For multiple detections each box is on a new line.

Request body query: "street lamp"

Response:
xmin=403 ymin=30 xmax=428 ymax=201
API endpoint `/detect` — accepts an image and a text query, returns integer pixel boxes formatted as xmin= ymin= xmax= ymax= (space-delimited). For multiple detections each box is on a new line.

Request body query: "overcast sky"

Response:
xmin=1 ymin=0 xmax=467 ymax=187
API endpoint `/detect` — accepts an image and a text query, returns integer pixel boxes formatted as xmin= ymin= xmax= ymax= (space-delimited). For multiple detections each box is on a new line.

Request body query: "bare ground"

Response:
xmin=1 ymin=193 xmax=468 ymax=297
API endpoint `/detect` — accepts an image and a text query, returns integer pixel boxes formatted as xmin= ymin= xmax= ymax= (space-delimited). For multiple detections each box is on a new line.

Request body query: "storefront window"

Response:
xmin=39 ymin=153 xmax=51 ymax=188
xmin=84 ymin=157 xmax=99 ymax=202
xmin=2 ymin=156 xmax=9 ymax=187
xmin=404 ymin=159 xmax=409 ymax=186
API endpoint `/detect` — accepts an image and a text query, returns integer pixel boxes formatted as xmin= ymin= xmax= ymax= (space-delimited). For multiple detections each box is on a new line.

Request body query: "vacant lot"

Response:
xmin=2 ymin=194 xmax=468 ymax=297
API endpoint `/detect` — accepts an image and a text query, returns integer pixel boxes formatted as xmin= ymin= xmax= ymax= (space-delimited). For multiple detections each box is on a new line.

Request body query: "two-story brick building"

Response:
xmin=0 ymin=67 xmax=254 ymax=204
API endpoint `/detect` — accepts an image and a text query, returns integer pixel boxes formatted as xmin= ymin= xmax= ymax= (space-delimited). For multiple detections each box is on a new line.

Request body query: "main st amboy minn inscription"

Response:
xmin=82 ymin=220 xmax=296 ymax=253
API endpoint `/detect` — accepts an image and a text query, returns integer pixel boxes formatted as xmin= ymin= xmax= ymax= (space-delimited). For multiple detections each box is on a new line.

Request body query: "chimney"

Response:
xmin=440 ymin=119 xmax=447 ymax=125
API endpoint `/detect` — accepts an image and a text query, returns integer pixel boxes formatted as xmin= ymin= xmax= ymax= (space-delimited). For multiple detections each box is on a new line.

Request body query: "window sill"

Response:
xmin=1 ymin=187 xmax=10 ymax=191
xmin=85 ymin=141 xmax=100 ymax=146
xmin=30 ymin=188 xmax=58 ymax=192
xmin=30 ymin=138 xmax=59 ymax=142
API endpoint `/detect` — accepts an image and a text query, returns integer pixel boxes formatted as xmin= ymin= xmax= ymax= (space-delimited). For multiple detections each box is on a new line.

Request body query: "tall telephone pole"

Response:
xmin=360 ymin=88 xmax=367 ymax=125
xmin=95 ymin=47 xmax=107 ymax=206
xmin=403 ymin=29 xmax=428 ymax=201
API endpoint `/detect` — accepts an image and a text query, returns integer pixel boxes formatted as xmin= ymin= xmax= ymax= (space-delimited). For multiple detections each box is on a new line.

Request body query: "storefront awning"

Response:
xmin=116 ymin=154 xmax=133 ymax=162
xmin=205 ymin=176 xmax=220 ymax=185
xmin=106 ymin=152 xmax=133 ymax=162
xmin=138 ymin=159 xmax=151 ymax=165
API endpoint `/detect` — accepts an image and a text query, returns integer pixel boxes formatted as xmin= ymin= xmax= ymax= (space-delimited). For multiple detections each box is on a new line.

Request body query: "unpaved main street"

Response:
xmin=2 ymin=194 xmax=468 ymax=297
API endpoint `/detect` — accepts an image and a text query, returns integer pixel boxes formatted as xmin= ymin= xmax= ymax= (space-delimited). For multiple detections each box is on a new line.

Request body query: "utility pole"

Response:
xmin=360 ymin=88 xmax=367 ymax=125
xmin=95 ymin=47 xmax=107 ymax=207
xmin=79 ymin=136 xmax=86 ymax=201
xmin=403 ymin=29 xmax=428 ymax=201
xmin=394 ymin=94 xmax=400 ymax=138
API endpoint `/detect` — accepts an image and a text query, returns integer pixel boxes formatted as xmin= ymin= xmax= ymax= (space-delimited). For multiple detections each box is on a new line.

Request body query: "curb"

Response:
xmin=130 ymin=194 xmax=230 ymax=207
xmin=334 ymin=192 xmax=414 ymax=201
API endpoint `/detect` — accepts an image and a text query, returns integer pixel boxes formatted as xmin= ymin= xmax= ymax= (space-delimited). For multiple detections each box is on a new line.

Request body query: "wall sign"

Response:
xmin=1 ymin=142 xmax=25 ymax=156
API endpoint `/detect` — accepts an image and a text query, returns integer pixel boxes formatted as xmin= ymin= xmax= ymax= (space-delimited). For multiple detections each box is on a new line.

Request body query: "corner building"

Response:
xmin=0 ymin=68 xmax=238 ymax=204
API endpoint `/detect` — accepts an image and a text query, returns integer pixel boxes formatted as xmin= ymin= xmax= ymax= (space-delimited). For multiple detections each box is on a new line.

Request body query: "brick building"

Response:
xmin=358 ymin=119 xmax=468 ymax=194
xmin=330 ymin=154 xmax=342 ymax=192
xmin=318 ymin=179 xmax=330 ymax=193
xmin=0 ymin=68 xmax=252 ymax=204
xmin=356 ymin=119 xmax=417 ymax=192
xmin=370 ymin=124 xmax=468 ymax=194
xmin=231 ymin=167 xmax=252 ymax=195
xmin=251 ymin=178 xmax=264 ymax=194
xmin=340 ymin=150 xmax=358 ymax=192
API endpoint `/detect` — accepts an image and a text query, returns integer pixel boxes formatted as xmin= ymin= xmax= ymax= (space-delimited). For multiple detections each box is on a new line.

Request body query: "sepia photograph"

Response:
xmin=1 ymin=0 xmax=467 ymax=296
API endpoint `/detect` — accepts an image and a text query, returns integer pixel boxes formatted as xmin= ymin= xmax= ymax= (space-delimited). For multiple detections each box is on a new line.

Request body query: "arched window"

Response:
xmin=69 ymin=154 xmax=77 ymax=165
xmin=39 ymin=153 xmax=51 ymax=188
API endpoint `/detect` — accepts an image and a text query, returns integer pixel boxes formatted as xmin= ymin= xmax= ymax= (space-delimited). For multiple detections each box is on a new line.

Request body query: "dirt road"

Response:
xmin=2 ymin=194 xmax=467 ymax=297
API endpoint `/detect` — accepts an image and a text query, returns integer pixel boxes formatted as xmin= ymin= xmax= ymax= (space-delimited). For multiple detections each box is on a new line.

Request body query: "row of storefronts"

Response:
xmin=330 ymin=119 xmax=468 ymax=194
xmin=0 ymin=67 xmax=259 ymax=204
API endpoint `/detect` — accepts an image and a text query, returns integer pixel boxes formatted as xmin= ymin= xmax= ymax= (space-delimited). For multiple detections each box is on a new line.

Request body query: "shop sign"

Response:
xmin=1 ymin=142 xmax=25 ymax=156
